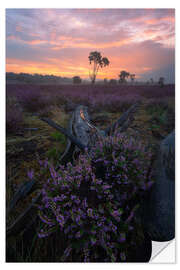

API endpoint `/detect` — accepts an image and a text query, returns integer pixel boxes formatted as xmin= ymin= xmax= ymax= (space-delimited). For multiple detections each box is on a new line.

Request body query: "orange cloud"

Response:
xmin=145 ymin=16 xmax=175 ymax=25
xmin=27 ymin=39 xmax=47 ymax=45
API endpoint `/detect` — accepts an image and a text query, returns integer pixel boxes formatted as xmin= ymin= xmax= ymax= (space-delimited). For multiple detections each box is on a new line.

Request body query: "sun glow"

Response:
xmin=6 ymin=9 xmax=175 ymax=82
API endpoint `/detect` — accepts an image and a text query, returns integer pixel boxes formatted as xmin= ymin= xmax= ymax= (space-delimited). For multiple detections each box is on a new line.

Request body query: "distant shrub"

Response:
xmin=37 ymin=133 xmax=154 ymax=262
xmin=73 ymin=76 xmax=82 ymax=84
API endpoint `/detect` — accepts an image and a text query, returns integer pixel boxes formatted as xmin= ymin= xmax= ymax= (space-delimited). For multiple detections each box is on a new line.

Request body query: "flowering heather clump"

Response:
xmin=38 ymin=132 xmax=154 ymax=262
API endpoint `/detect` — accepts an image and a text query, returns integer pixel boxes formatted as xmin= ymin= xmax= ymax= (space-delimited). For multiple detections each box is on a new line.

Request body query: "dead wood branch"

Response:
xmin=104 ymin=102 xmax=140 ymax=135
xmin=41 ymin=117 xmax=86 ymax=151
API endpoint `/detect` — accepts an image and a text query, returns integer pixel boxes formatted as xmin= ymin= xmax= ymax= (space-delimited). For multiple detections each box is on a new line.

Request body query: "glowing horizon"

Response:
xmin=6 ymin=9 xmax=175 ymax=82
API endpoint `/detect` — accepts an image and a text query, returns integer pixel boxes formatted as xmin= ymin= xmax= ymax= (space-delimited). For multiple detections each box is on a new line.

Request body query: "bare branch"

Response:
xmin=40 ymin=117 xmax=86 ymax=151
xmin=104 ymin=102 xmax=140 ymax=135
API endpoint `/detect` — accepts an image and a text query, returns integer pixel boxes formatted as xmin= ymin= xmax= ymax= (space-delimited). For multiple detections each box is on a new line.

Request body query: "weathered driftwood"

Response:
xmin=42 ymin=103 xmax=139 ymax=157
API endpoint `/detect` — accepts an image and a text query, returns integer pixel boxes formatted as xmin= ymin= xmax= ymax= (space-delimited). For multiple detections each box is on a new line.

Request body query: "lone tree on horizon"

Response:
xmin=88 ymin=51 xmax=110 ymax=84
xmin=119 ymin=70 xmax=130 ymax=84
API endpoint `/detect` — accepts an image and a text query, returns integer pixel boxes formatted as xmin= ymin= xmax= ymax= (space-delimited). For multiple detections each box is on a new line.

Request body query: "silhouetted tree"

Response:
xmin=119 ymin=71 xmax=130 ymax=84
xmin=130 ymin=74 xmax=135 ymax=83
xmin=158 ymin=77 xmax=165 ymax=88
xmin=150 ymin=78 xmax=154 ymax=84
xmin=88 ymin=51 xmax=110 ymax=84
xmin=73 ymin=76 xmax=82 ymax=84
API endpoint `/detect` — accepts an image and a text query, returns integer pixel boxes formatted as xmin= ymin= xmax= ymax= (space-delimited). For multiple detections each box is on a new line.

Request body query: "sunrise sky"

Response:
xmin=6 ymin=8 xmax=175 ymax=82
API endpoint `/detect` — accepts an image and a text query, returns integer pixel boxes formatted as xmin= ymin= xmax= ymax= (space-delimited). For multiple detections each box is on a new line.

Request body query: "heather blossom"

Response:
xmin=37 ymin=132 xmax=154 ymax=262
xmin=27 ymin=169 xmax=34 ymax=179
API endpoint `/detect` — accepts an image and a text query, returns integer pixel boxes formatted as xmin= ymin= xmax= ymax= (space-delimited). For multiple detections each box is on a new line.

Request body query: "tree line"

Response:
xmin=6 ymin=72 xmax=73 ymax=84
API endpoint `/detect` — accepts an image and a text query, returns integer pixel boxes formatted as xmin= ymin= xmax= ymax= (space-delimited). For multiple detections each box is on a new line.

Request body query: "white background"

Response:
xmin=0 ymin=0 xmax=179 ymax=268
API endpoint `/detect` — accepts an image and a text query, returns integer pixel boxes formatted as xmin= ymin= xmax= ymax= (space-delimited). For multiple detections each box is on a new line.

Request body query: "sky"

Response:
xmin=6 ymin=8 xmax=175 ymax=82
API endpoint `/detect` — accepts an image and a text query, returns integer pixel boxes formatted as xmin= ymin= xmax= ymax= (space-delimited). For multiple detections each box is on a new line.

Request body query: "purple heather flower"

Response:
xmin=126 ymin=210 xmax=135 ymax=223
xmin=97 ymin=221 xmax=102 ymax=227
xmin=91 ymin=237 xmax=96 ymax=245
xmin=44 ymin=159 xmax=48 ymax=168
xmin=27 ymin=169 xmax=34 ymax=179
xmin=118 ymin=233 xmax=126 ymax=243
xmin=38 ymin=232 xmax=49 ymax=238
xmin=75 ymin=198 xmax=81 ymax=205
xmin=112 ymin=224 xmax=117 ymax=233
xmin=38 ymin=229 xmax=50 ymax=238
xmin=102 ymin=185 xmax=111 ymax=190
xmin=97 ymin=179 xmax=102 ymax=184
xmin=75 ymin=215 xmax=81 ymax=224
xmin=111 ymin=210 xmax=120 ymax=221
xmin=50 ymin=167 xmax=57 ymax=180
xmin=82 ymin=198 xmax=88 ymax=208
xmin=71 ymin=195 xmax=76 ymax=200
xmin=103 ymin=226 xmax=109 ymax=232
xmin=146 ymin=181 xmax=154 ymax=189
xmin=38 ymin=159 xmax=43 ymax=166
xmin=75 ymin=231 xmax=81 ymax=238
xmin=38 ymin=212 xmax=55 ymax=226
xmin=56 ymin=214 xmax=65 ymax=228
xmin=104 ymin=160 xmax=109 ymax=165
